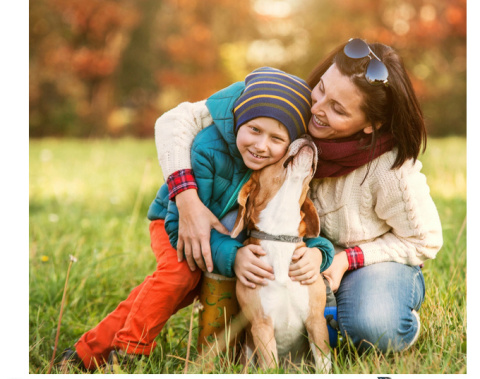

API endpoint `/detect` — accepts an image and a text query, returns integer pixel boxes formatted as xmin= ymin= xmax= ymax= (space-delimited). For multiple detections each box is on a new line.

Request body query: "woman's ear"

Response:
xmin=363 ymin=125 xmax=373 ymax=134
xmin=363 ymin=121 xmax=381 ymax=135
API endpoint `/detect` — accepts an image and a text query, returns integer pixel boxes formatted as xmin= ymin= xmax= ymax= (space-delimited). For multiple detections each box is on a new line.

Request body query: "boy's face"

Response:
xmin=236 ymin=117 xmax=291 ymax=170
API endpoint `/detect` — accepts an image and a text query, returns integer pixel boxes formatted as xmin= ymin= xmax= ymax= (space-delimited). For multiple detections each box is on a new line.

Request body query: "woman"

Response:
xmin=154 ymin=38 xmax=443 ymax=353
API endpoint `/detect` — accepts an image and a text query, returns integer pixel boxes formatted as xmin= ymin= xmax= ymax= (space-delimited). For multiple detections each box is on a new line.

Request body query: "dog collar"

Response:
xmin=248 ymin=230 xmax=303 ymax=244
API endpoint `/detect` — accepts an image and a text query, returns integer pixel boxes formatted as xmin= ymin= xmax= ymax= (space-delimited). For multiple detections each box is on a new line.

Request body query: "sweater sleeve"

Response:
xmin=359 ymin=160 xmax=443 ymax=267
xmin=154 ymin=100 xmax=212 ymax=180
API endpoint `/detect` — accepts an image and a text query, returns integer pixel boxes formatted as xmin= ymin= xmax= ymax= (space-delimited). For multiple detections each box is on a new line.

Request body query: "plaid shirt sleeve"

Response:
xmin=167 ymin=169 xmax=198 ymax=200
xmin=345 ymin=246 xmax=364 ymax=271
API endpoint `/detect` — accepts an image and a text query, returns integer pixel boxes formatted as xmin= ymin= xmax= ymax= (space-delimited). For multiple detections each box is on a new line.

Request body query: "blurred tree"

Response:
xmin=30 ymin=0 xmax=141 ymax=137
xmin=29 ymin=0 xmax=465 ymax=137
xmin=115 ymin=0 xmax=163 ymax=137
xmin=152 ymin=0 xmax=256 ymax=111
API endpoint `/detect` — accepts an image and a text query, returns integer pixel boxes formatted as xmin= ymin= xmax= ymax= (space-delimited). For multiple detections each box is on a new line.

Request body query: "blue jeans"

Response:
xmin=335 ymin=262 xmax=425 ymax=353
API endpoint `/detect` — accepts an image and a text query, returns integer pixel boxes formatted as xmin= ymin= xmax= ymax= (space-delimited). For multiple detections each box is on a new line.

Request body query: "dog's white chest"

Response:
xmin=258 ymin=241 xmax=310 ymax=357
xmin=252 ymin=156 xmax=316 ymax=358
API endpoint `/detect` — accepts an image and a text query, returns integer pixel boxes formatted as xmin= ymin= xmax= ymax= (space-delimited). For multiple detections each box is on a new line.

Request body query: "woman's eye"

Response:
xmin=318 ymin=80 xmax=325 ymax=93
xmin=250 ymin=126 xmax=260 ymax=133
xmin=333 ymin=105 xmax=345 ymax=115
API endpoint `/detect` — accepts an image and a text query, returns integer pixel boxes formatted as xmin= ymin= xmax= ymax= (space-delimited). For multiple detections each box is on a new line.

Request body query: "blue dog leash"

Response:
xmin=323 ymin=276 xmax=340 ymax=348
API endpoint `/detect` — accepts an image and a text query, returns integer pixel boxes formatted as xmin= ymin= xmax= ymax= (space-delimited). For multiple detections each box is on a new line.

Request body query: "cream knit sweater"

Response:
xmin=309 ymin=150 xmax=442 ymax=266
xmin=155 ymin=100 xmax=443 ymax=267
xmin=155 ymin=100 xmax=212 ymax=180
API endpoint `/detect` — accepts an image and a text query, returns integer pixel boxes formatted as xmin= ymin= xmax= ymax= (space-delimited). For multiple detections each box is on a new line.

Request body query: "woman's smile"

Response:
xmin=312 ymin=114 xmax=329 ymax=128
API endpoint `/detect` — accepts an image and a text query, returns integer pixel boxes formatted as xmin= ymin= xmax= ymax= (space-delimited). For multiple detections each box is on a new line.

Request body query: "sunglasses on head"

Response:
xmin=343 ymin=38 xmax=389 ymax=86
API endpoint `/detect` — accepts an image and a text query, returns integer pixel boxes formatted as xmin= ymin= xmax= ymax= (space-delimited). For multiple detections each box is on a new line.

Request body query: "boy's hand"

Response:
xmin=234 ymin=244 xmax=275 ymax=289
xmin=289 ymin=246 xmax=322 ymax=285
xmin=176 ymin=189 xmax=229 ymax=272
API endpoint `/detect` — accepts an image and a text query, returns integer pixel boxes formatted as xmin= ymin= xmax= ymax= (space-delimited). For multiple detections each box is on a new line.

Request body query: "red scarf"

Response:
xmin=313 ymin=132 xmax=395 ymax=178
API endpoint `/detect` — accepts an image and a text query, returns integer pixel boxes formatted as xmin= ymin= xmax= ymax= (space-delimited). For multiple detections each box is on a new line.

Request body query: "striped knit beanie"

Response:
xmin=234 ymin=67 xmax=312 ymax=141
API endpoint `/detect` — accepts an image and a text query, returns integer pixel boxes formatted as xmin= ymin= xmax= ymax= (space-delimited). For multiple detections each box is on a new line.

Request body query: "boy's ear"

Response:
xmin=231 ymin=176 xmax=256 ymax=238
xmin=301 ymin=196 xmax=320 ymax=238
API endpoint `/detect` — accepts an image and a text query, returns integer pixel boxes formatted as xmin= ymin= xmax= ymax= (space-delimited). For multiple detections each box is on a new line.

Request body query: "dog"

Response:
xmin=230 ymin=136 xmax=331 ymax=372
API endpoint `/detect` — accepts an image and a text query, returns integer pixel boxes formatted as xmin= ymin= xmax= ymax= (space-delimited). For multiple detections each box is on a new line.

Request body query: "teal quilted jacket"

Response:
xmin=147 ymin=81 xmax=334 ymax=277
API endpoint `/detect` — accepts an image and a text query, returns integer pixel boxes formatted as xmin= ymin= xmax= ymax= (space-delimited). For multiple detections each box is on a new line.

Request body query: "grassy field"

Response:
xmin=29 ymin=137 xmax=466 ymax=374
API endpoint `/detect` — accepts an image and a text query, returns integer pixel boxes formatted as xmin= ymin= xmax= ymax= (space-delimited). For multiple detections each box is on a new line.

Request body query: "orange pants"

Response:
xmin=74 ymin=219 xmax=202 ymax=370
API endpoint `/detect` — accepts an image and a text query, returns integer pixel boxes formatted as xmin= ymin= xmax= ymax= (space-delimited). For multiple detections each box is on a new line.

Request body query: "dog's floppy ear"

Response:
xmin=231 ymin=176 xmax=256 ymax=238
xmin=301 ymin=196 xmax=320 ymax=238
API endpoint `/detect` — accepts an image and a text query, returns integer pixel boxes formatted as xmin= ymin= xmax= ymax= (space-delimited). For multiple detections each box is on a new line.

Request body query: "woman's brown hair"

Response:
xmin=307 ymin=41 xmax=427 ymax=169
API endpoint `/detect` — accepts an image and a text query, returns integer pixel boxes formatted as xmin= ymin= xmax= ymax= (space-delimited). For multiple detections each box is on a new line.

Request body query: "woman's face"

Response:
xmin=307 ymin=64 xmax=374 ymax=140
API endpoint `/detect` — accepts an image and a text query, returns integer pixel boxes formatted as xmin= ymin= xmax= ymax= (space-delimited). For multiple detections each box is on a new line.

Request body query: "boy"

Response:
xmin=60 ymin=67 xmax=334 ymax=372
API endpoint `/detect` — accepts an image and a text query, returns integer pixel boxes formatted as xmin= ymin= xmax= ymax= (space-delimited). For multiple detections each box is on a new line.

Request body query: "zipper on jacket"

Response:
xmin=218 ymin=169 xmax=252 ymax=220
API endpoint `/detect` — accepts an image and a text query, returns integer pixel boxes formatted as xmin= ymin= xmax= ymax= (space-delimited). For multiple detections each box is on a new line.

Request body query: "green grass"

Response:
xmin=29 ymin=137 xmax=466 ymax=374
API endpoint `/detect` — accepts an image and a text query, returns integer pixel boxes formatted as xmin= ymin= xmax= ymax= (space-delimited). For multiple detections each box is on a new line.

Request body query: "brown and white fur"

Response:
xmin=231 ymin=136 xmax=331 ymax=372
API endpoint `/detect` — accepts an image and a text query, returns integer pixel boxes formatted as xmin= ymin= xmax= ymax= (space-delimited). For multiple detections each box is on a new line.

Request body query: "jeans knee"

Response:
xmin=343 ymin=308 xmax=420 ymax=353
xmin=336 ymin=263 xmax=425 ymax=353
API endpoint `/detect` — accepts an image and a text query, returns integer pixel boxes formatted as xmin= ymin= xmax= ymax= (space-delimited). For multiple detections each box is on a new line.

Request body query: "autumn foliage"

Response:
xmin=29 ymin=0 xmax=466 ymax=138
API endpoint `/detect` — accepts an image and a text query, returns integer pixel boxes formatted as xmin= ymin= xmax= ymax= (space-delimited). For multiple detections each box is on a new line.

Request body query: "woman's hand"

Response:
xmin=289 ymin=247 xmax=322 ymax=285
xmin=322 ymin=251 xmax=349 ymax=292
xmin=234 ymin=244 xmax=275 ymax=289
xmin=175 ymin=189 xmax=229 ymax=272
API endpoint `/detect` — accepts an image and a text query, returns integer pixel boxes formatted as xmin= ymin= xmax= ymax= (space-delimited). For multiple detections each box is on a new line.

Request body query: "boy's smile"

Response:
xmin=236 ymin=117 xmax=291 ymax=170
xmin=248 ymin=150 xmax=267 ymax=160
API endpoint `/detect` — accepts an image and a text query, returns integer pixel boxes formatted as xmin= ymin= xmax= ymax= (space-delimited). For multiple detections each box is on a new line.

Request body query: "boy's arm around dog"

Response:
xmin=304 ymin=235 xmax=335 ymax=272
xmin=160 ymin=115 xmax=252 ymax=277
xmin=158 ymin=128 xmax=335 ymax=277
